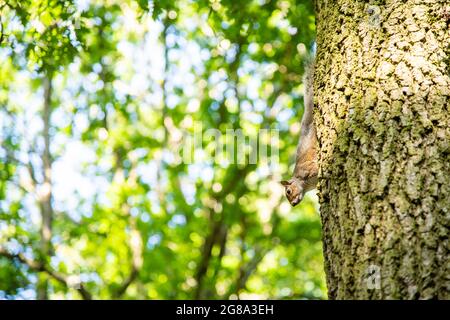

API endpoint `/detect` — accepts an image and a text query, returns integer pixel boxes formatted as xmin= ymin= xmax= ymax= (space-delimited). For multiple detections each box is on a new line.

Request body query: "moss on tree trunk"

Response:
xmin=314 ymin=0 xmax=449 ymax=299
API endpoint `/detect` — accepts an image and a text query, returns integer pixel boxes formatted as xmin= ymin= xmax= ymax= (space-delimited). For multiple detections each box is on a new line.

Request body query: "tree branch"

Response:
xmin=112 ymin=155 xmax=143 ymax=298
xmin=0 ymin=247 xmax=92 ymax=300
xmin=113 ymin=220 xmax=143 ymax=298
xmin=36 ymin=74 xmax=54 ymax=299
xmin=226 ymin=211 xmax=282 ymax=299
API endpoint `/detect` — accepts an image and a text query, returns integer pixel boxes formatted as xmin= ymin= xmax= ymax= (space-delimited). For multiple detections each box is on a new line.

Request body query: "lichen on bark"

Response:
xmin=315 ymin=0 xmax=449 ymax=299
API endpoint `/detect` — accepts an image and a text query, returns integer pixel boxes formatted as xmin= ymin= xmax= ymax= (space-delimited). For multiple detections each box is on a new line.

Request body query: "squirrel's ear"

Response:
xmin=280 ymin=180 xmax=291 ymax=187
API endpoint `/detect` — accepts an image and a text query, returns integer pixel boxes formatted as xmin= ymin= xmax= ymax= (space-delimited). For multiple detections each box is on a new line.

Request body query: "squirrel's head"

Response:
xmin=280 ymin=178 xmax=304 ymax=207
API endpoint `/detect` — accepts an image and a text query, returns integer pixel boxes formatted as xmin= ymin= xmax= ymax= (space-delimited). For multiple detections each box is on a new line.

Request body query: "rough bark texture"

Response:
xmin=314 ymin=0 xmax=449 ymax=299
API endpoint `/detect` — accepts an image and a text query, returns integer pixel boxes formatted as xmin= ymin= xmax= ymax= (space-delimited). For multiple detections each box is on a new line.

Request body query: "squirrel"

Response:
xmin=281 ymin=59 xmax=318 ymax=206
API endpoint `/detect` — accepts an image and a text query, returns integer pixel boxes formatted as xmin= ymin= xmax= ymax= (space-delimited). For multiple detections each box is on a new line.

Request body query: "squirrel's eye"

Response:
xmin=287 ymin=189 xmax=292 ymax=195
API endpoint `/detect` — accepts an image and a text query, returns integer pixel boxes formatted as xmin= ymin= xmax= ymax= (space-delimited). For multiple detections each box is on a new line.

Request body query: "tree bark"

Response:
xmin=314 ymin=0 xmax=449 ymax=299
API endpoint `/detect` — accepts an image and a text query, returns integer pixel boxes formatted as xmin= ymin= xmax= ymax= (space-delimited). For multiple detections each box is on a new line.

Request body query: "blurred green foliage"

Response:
xmin=0 ymin=0 xmax=325 ymax=299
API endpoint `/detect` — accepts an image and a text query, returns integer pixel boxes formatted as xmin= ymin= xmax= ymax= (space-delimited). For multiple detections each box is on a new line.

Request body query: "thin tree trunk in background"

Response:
xmin=315 ymin=0 xmax=449 ymax=299
xmin=37 ymin=75 xmax=54 ymax=300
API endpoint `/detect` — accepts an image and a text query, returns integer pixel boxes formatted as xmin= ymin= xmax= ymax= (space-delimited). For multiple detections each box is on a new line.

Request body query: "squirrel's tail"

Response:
xmin=292 ymin=55 xmax=317 ymax=179
xmin=301 ymin=56 xmax=315 ymax=128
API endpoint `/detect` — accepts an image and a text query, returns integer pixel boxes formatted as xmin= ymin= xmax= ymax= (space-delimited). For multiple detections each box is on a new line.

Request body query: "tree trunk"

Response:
xmin=37 ymin=75 xmax=54 ymax=300
xmin=314 ymin=0 xmax=449 ymax=299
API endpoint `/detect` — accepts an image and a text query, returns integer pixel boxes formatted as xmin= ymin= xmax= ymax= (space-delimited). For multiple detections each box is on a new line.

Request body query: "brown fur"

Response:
xmin=281 ymin=59 xmax=318 ymax=206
